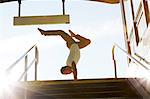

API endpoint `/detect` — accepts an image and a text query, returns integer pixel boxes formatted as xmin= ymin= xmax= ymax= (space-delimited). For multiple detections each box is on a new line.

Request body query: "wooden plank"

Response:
xmin=13 ymin=15 xmax=70 ymax=25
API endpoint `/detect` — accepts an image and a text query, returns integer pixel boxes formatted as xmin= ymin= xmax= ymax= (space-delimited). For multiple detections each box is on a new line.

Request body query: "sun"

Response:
xmin=0 ymin=71 xmax=17 ymax=98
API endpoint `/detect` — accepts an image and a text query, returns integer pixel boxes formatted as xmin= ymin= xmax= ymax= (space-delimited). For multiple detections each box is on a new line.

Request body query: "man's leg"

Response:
xmin=68 ymin=30 xmax=91 ymax=49
xmin=38 ymin=28 xmax=75 ymax=46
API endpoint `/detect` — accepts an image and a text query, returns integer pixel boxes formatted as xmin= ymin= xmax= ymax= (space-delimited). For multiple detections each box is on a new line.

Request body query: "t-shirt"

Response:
xmin=66 ymin=43 xmax=80 ymax=66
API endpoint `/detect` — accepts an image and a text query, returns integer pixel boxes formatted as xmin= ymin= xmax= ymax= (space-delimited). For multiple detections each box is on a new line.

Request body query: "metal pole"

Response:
xmin=35 ymin=46 xmax=38 ymax=81
xmin=142 ymin=0 xmax=149 ymax=26
xmin=24 ymin=55 xmax=27 ymax=99
xmin=114 ymin=60 xmax=117 ymax=79
xmin=112 ymin=45 xmax=117 ymax=79
xmin=130 ymin=0 xmax=139 ymax=46
xmin=18 ymin=0 xmax=21 ymax=17
xmin=24 ymin=55 xmax=28 ymax=81
xmin=62 ymin=0 xmax=65 ymax=15
xmin=120 ymin=0 xmax=131 ymax=63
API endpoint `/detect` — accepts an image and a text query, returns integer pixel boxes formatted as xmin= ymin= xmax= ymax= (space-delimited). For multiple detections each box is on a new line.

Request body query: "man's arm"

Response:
xmin=72 ymin=61 xmax=77 ymax=80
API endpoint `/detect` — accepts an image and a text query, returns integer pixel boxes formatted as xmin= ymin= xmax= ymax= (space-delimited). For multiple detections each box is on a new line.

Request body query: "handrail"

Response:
xmin=18 ymin=58 xmax=35 ymax=81
xmin=135 ymin=53 xmax=150 ymax=65
xmin=5 ymin=44 xmax=39 ymax=81
xmin=6 ymin=44 xmax=36 ymax=72
xmin=113 ymin=43 xmax=149 ymax=70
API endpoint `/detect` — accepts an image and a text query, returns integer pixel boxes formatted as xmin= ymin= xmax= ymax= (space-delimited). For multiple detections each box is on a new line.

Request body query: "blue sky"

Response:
xmin=0 ymin=0 xmax=128 ymax=81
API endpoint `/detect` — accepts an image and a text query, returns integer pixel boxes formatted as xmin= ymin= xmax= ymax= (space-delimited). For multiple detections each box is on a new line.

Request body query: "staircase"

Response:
xmin=12 ymin=78 xmax=142 ymax=99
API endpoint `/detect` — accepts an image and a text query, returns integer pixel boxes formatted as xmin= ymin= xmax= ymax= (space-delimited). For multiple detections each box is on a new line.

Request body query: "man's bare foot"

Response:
xmin=38 ymin=28 xmax=45 ymax=35
xmin=69 ymin=30 xmax=76 ymax=37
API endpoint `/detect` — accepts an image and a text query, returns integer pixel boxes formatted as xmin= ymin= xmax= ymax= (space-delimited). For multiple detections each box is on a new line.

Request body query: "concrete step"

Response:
xmin=13 ymin=78 xmax=142 ymax=99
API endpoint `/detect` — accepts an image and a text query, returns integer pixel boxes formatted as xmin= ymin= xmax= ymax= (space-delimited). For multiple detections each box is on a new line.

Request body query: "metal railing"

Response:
xmin=112 ymin=43 xmax=150 ymax=78
xmin=112 ymin=45 xmax=117 ymax=79
xmin=135 ymin=53 xmax=150 ymax=65
xmin=6 ymin=44 xmax=39 ymax=81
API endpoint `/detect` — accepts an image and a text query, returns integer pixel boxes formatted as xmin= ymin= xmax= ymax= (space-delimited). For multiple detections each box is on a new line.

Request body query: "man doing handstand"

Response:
xmin=38 ymin=28 xmax=91 ymax=80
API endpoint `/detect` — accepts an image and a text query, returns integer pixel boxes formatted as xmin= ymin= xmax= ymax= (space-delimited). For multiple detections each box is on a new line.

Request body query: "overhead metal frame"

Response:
xmin=14 ymin=15 xmax=70 ymax=25
xmin=13 ymin=0 xmax=70 ymax=25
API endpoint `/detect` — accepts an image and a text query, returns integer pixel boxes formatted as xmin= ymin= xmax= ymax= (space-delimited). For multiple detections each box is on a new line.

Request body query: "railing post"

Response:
xmin=112 ymin=45 xmax=117 ymax=79
xmin=24 ymin=55 xmax=28 ymax=81
xmin=24 ymin=55 xmax=27 ymax=99
xmin=35 ymin=46 xmax=38 ymax=81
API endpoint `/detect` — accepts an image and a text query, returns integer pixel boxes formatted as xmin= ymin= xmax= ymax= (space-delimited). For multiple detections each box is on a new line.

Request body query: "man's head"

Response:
xmin=61 ymin=66 xmax=72 ymax=74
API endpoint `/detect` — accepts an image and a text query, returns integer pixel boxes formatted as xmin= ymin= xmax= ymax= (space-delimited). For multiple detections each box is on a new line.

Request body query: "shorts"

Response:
xmin=66 ymin=43 xmax=80 ymax=66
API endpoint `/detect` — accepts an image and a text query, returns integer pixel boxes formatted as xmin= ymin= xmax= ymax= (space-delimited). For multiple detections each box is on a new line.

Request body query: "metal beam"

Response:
xmin=14 ymin=15 xmax=70 ymax=26
xmin=0 ymin=0 xmax=18 ymax=3
xmin=0 ymin=0 xmax=120 ymax=4
xmin=88 ymin=0 xmax=120 ymax=4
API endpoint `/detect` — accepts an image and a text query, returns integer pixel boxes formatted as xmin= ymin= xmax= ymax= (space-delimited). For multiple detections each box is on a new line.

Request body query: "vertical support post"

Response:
xmin=112 ymin=45 xmax=117 ymax=79
xmin=62 ymin=0 xmax=65 ymax=15
xmin=35 ymin=46 xmax=38 ymax=81
xmin=18 ymin=0 xmax=21 ymax=17
xmin=24 ymin=55 xmax=28 ymax=81
xmin=130 ymin=0 xmax=139 ymax=46
xmin=142 ymin=0 xmax=149 ymax=26
xmin=120 ymin=0 xmax=131 ymax=63
xmin=24 ymin=55 xmax=27 ymax=99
